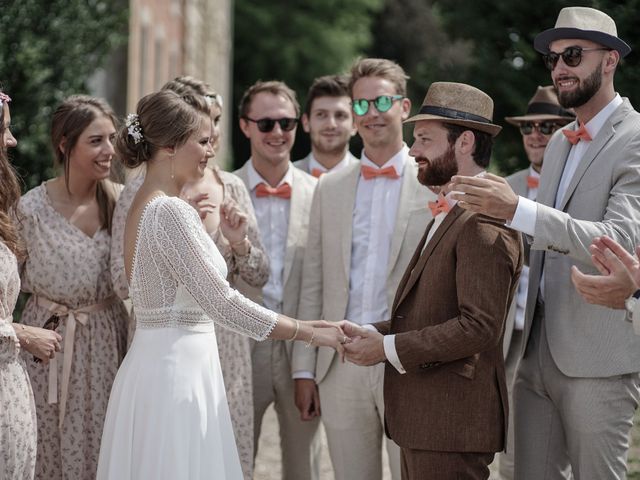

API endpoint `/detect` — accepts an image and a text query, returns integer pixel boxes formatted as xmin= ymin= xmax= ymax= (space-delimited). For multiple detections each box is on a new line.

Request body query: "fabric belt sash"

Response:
xmin=35 ymin=294 xmax=119 ymax=430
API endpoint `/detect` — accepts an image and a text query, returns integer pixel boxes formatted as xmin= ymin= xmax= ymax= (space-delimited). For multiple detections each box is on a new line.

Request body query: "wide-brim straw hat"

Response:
xmin=505 ymin=86 xmax=575 ymax=125
xmin=405 ymin=82 xmax=502 ymax=137
xmin=534 ymin=6 xmax=631 ymax=57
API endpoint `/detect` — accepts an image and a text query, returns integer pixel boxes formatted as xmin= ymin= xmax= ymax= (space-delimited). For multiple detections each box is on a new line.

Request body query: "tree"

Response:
xmin=232 ymin=0 xmax=385 ymax=166
xmin=0 ymin=0 xmax=127 ymax=189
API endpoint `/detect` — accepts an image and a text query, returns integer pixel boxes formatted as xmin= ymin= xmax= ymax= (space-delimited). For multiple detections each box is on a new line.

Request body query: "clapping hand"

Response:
xmin=340 ymin=321 xmax=386 ymax=366
xmin=182 ymin=192 xmax=217 ymax=220
xmin=219 ymin=200 xmax=249 ymax=245
xmin=571 ymin=236 xmax=640 ymax=309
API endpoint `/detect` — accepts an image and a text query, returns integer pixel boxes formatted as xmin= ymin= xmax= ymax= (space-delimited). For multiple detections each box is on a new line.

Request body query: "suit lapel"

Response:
xmin=557 ymin=103 xmax=628 ymax=211
xmin=338 ymin=166 xmax=360 ymax=282
xmin=283 ymin=168 xmax=304 ymax=285
xmin=391 ymin=221 xmax=431 ymax=313
xmin=387 ymin=160 xmax=418 ymax=277
xmin=396 ymin=206 xmax=465 ymax=307
xmin=538 ymin=130 xmax=573 ymax=207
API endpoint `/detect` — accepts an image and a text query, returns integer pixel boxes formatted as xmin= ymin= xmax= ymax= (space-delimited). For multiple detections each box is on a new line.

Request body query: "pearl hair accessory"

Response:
xmin=125 ymin=113 xmax=144 ymax=144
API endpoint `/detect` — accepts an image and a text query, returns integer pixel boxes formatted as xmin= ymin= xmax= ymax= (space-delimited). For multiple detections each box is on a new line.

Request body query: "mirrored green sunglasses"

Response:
xmin=352 ymin=95 xmax=404 ymax=116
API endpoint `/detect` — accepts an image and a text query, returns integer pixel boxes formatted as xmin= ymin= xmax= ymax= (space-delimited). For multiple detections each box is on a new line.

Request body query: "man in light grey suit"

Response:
xmin=293 ymin=58 xmax=435 ymax=480
xmin=452 ymin=7 xmax=640 ymax=479
xmin=234 ymin=80 xmax=320 ymax=480
xmin=294 ymin=74 xmax=358 ymax=177
xmin=497 ymin=86 xmax=574 ymax=480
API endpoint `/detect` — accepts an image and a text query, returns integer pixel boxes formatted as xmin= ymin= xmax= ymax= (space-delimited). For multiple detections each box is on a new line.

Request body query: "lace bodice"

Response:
xmin=129 ymin=196 xmax=277 ymax=339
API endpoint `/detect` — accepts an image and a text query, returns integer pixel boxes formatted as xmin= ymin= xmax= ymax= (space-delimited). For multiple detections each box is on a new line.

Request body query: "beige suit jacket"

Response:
xmin=234 ymin=161 xmax=317 ymax=343
xmin=293 ymin=156 xmax=436 ymax=383
xmin=524 ymin=98 xmax=640 ymax=377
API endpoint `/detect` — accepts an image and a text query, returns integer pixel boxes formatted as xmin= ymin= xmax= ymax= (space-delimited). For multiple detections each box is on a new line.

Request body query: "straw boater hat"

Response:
xmin=505 ymin=86 xmax=575 ymax=126
xmin=534 ymin=6 xmax=631 ymax=57
xmin=405 ymin=82 xmax=502 ymax=137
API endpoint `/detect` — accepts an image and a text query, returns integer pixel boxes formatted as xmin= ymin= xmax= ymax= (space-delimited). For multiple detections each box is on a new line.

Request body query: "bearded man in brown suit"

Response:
xmin=342 ymin=82 xmax=523 ymax=480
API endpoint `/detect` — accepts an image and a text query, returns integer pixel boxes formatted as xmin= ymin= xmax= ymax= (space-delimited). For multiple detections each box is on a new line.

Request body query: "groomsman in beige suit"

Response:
xmin=497 ymin=86 xmax=574 ymax=480
xmin=294 ymin=75 xmax=359 ymax=177
xmin=452 ymin=7 xmax=640 ymax=479
xmin=234 ymin=80 xmax=320 ymax=480
xmin=294 ymin=58 xmax=435 ymax=480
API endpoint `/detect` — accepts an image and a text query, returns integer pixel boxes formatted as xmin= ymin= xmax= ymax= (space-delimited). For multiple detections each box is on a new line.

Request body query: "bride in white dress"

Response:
xmin=97 ymin=90 xmax=348 ymax=480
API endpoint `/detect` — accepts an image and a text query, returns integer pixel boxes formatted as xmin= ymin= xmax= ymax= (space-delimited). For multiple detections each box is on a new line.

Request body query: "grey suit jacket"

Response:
xmin=293 ymin=155 xmax=436 ymax=383
xmin=524 ymin=98 xmax=640 ymax=377
xmin=233 ymin=161 xmax=317 ymax=326
xmin=293 ymin=151 xmax=359 ymax=174
xmin=502 ymin=168 xmax=529 ymax=358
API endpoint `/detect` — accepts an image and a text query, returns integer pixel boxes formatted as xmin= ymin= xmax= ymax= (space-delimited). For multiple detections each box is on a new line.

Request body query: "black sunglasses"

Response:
xmin=243 ymin=117 xmax=298 ymax=133
xmin=519 ymin=121 xmax=559 ymax=136
xmin=542 ymin=46 xmax=611 ymax=71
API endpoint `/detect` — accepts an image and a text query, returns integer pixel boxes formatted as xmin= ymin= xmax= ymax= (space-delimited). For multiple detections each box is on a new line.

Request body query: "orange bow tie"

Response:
xmin=562 ymin=123 xmax=592 ymax=145
xmin=311 ymin=168 xmax=325 ymax=178
xmin=526 ymin=176 xmax=539 ymax=189
xmin=255 ymin=182 xmax=292 ymax=199
xmin=427 ymin=194 xmax=451 ymax=217
xmin=361 ymin=165 xmax=400 ymax=180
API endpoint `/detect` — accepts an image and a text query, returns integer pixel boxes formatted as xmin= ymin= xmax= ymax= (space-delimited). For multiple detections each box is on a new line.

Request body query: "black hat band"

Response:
xmin=527 ymin=102 xmax=575 ymax=118
xmin=417 ymin=105 xmax=492 ymax=124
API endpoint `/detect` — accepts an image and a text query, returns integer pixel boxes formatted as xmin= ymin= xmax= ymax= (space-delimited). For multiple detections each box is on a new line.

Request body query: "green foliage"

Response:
xmin=232 ymin=0 xmax=385 ymax=165
xmin=0 ymin=0 xmax=127 ymax=189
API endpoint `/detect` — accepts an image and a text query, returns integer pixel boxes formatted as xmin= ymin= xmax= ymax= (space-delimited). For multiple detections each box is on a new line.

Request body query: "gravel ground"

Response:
xmin=254 ymin=405 xmax=640 ymax=479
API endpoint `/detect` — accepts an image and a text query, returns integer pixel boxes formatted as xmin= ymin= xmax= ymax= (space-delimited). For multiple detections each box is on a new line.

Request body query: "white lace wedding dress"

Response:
xmin=97 ymin=196 xmax=277 ymax=480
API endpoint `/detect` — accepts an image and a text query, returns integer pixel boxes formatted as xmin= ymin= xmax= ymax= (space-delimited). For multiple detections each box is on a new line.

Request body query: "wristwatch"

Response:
xmin=624 ymin=289 xmax=640 ymax=323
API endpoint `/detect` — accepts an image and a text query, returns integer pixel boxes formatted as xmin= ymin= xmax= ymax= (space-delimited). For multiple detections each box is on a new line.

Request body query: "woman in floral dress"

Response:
xmin=0 ymin=91 xmax=38 ymax=480
xmin=17 ymin=96 xmax=128 ymax=479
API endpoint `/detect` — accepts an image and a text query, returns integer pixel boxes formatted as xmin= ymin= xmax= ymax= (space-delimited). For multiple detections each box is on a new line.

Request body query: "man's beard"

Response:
xmin=556 ymin=63 xmax=602 ymax=109
xmin=417 ymin=145 xmax=458 ymax=187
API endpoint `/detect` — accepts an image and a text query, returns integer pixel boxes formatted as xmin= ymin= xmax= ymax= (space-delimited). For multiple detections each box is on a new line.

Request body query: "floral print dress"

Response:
xmin=17 ymin=183 xmax=128 ymax=480
xmin=0 ymin=241 xmax=37 ymax=480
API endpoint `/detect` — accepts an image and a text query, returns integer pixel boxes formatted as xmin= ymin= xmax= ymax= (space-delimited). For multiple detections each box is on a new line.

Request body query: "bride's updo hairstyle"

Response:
xmin=117 ymin=89 xmax=210 ymax=169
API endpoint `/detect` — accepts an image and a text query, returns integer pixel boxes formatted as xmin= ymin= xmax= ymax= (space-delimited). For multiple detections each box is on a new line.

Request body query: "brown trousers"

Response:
xmin=400 ymin=447 xmax=494 ymax=480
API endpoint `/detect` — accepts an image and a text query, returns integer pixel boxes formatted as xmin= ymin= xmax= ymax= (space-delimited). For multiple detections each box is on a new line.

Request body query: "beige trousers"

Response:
xmin=318 ymin=360 xmax=401 ymax=480
xmin=252 ymin=339 xmax=321 ymax=480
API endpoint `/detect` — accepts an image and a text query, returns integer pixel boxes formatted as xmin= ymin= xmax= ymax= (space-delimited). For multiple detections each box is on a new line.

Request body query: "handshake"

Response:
xmin=306 ymin=320 xmax=386 ymax=367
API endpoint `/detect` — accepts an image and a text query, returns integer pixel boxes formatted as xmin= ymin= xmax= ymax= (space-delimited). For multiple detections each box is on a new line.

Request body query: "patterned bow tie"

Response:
xmin=427 ymin=194 xmax=451 ymax=217
xmin=255 ymin=182 xmax=292 ymax=199
xmin=562 ymin=123 xmax=592 ymax=145
xmin=526 ymin=175 xmax=539 ymax=189
xmin=311 ymin=168 xmax=325 ymax=178
xmin=361 ymin=165 xmax=400 ymax=180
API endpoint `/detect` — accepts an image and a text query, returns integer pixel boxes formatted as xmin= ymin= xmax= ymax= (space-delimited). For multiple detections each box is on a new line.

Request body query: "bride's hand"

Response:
xmin=305 ymin=321 xmax=351 ymax=361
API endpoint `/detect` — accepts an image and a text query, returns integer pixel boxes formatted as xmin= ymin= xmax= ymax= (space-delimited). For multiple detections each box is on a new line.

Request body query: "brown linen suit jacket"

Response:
xmin=374 ymin=205 xmax=523 ymax=453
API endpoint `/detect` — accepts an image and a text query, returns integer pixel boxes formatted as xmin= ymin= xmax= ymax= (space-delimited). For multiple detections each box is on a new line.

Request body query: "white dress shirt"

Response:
xmin=247 ymin=160 xmax=293 ymax=313
xmin=508 ymin=94 xmax=623 ymax=298
xmin=308 ymin=152 xmax=351 ymax=175
xmin=346 ymin=146 xmax=409 ymax=326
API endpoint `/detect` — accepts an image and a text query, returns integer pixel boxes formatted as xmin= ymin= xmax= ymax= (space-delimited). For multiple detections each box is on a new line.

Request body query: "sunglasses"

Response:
xmin=542 ymin=46 xmax=611 ymax=71
xmin=243 ymin=117 xmax=298 ymax=133
xmin=519 ymin=121 xmax=559 ymax=136
xmin=352 ymin=95 xmax=404 ymax=116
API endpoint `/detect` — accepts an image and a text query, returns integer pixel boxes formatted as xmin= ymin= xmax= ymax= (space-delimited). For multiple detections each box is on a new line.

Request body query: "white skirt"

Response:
xmin=97 ymin=327 xmax=243 ymax=479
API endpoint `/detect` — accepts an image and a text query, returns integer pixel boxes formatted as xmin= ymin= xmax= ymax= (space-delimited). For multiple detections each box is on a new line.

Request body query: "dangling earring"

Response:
xmin=171 ymin=158 xmax=175 ymax=179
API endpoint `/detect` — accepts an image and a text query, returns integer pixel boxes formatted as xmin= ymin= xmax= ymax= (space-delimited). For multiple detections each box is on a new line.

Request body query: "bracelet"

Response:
xmin=230 ymin=235 xmax=248 ymax=248
xmin=230 ymin=236 xmax=251 ymax=257
xmin=288 ymin=319 xmax=299 ymax=341
xmin=305 ymin=328 xmax=316 ymax=348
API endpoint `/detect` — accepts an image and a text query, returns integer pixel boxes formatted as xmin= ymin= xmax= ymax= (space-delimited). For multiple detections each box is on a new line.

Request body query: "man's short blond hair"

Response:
xmin=348 ymin=58 xmax=409 ymax=97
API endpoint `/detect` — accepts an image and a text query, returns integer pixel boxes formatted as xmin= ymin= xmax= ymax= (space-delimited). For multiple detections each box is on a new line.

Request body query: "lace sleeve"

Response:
xmin=110 ymin=174 xmax=144 ymax=299
xmin=153 ymin=198 xmax=277 ymax=340
xmin=224 ymin=179 xmax=270 ymax=288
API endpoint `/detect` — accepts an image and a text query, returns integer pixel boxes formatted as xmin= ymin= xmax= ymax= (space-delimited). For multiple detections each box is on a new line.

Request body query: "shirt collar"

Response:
xmin=528 ymin=166 xmax=540 ymax=179
xmin=583 ymin=93 xmax=622 ymax=140
xmin=308 ymin=152 xmax=351 ymax=174
xmin=360 ymin=144 xmax=409 ymax=177
xmin=247 ymin=159 xmax=293 ymax=191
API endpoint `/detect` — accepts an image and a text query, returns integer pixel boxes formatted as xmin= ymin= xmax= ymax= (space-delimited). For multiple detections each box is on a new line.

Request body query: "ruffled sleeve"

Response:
xmin=152 ymin=198 xmax=277 ymax=340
